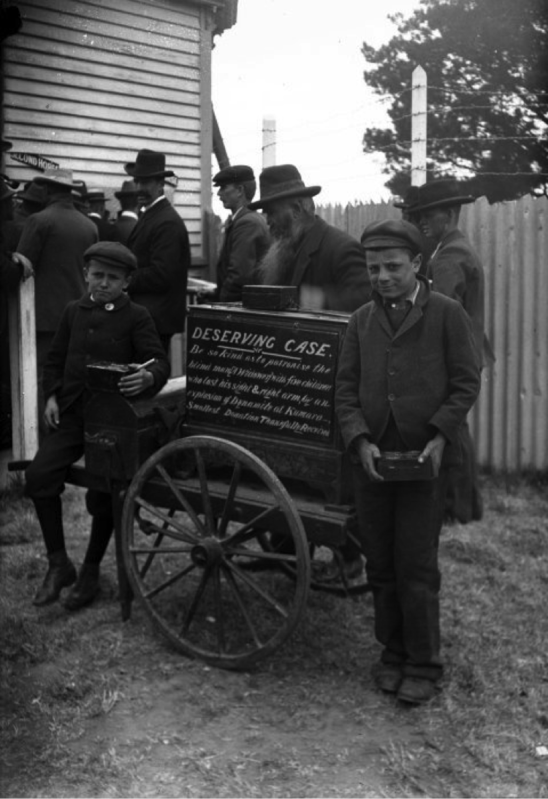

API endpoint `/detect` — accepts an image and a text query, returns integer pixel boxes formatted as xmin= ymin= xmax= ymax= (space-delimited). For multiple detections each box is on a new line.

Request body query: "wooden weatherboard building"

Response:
xmin=1 ymin=0 xmax=238 ymax=265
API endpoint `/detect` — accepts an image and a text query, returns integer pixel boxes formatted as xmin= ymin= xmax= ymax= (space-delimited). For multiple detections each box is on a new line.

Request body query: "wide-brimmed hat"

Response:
xmin=213 ymin=165 xmax=255 ymax=187
xmin=124 ymin=149 xmax=175 ymax=179
xmin=17 ymin=180 xmax=47 ymax=207
xmin=115 ymin=179 xmax=138 ymax=198
xmin=361 ymin=220 xmax=423 ymax=256
xmin=408 ymin=178 xmax=475 ymax=213
xmin=34 ymin=167 xmax=75 ymax=190
xmin=248 ymin=164 xmax=321 ymax=210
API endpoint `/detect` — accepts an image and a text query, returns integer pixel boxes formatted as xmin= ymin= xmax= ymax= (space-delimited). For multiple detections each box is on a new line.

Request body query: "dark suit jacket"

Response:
xmin=429 ymin=228 xmax=494 ymax=367
xmin=291 ymin=216 xmax=371 ymax=312
xmin=42 ymin=292 xmax=170 ymax=413
xmin=88 ymin=213 xmax=117 ymax=242
xmin=126 ymin=197 xmax=191 ymax=335
xmin=336 ymin=278 xmax=481 ymax=466
xmin=216 ymin=207 xmax=270 ymax=301
xmin=18 ymin=197 xmax=98 ymax=332
xmin=113 ymin=212 xmax=138 ymax=245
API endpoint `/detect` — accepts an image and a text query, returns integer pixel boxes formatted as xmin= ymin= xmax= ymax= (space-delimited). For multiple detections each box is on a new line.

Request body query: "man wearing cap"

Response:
xmin=336 ymin=219 xmax=480 ymax=704
xmin=411 ymin=178 xmax=494 ymax=523
xmin=25 ymin=240 xmax=170 ymax=612
xmin=250 ymin=164 xmax=371 ymax=312
xmin=16 ymin=168 xmax=98 ymax=426
xmin=113 ymin=180 xmax=139 ymax=244
xmin=206 ymin=165 xmax=270 ymax=302
xmin=124 ymin=149 xmax=191 ymax=350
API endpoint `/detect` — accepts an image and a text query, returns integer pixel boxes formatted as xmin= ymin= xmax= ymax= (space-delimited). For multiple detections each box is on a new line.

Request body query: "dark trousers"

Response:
xmin=352 ymin=465 xmax=448 ymax=681
xmin=445 ymin=420 xmax=483 ymax=523
xmin=25 ymin=403 xmax=113 ymax=557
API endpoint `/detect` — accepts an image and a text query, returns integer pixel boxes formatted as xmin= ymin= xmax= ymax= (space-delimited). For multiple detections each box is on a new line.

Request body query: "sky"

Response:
xmin=211 ymin=0 xmax=422 ymax=211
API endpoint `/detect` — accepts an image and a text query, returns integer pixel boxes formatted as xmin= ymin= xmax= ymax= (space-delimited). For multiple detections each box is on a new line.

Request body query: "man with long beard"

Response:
xmin=250 ymin=164 xmax=371 ymax=312
xmin=249 ymin=164 xmax=372 ymax=581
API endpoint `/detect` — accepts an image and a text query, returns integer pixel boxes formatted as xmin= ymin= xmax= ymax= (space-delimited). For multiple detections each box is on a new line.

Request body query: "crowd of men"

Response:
xmin=1 ymin=142 xmax=492 ymax=705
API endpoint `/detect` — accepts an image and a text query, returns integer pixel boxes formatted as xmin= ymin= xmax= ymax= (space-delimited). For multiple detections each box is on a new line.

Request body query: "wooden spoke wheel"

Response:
xmin=121 ymin=436 xmax=310 ymax=669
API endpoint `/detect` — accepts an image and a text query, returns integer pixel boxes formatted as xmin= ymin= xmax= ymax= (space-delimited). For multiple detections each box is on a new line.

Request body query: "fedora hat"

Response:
xmin=34 ymin=167 xmax=75 ymax=190
xmin=124 ymin=149 xmax=175 ymax=179
xmin=17 ymin=180 xmax=47 ymax=207
xmin=409 ymin=178 xmax=475 ymax=213
xmin=115 ymin=179 xmax=138 ymax=198
xmin=248 ymin=164 xmax=321 ymax=210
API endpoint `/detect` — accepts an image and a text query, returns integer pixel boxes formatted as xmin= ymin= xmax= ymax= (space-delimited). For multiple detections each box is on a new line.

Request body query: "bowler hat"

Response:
xmin=213 ymin=165 xmax=255 ymax=186
xmin=115 ymin=179 xmax=138 ymax=199
xmin=17 ymin=180 xmax=47 ymax=207
xmin=408 ymin=178 xmax=475 ymax=213
xmin=248 ymin=164 xmax=321 ymax=210
xmin=361 ymin=220 xmax=423 ymax=256
xmin=84 ymin=241 xmax=137 ymax=272
xmin=124 ymin=149 xmax=175 ymax=179
xmin=34 ymin=167 xmax=75 ymax=190
xmin=85 ymin=189 xmax=106 ymax=202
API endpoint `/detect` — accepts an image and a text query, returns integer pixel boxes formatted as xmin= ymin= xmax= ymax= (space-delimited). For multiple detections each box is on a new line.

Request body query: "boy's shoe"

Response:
xmin=372 ymin=664 xmax=403 ymax=694
xmin=63 ymin=564 xmax=100 ymax=611
xmin=33 ymin=552 xmax=77 ymax=606
xmin=397 ymin=677 xmax=438 ymax=705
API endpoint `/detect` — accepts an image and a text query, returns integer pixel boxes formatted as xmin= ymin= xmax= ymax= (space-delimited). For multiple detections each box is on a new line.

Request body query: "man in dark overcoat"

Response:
xmin=411 ymin=178 xmax=494 ymax=523
xmin=336 ymin=220 xmax=481 ymax=704
xmin=211 ymin=165 xmax=270 ymax=301
xmin=16 ymin=168 xmax=98 ymax=425
xmin=124 ymin=149 xmax=191 ymax=351
xmin=249 ymin=164 xmax=371 ymax=313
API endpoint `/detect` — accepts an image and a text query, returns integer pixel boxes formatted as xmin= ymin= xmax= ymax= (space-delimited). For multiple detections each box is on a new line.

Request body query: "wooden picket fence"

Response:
xmin=317 ymin=196 xmax=548 ymax=472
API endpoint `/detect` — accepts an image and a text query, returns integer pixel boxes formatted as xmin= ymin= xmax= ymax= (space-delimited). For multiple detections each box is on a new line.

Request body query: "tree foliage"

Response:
xmin=362 ymin=0 xmax=548 ymax=202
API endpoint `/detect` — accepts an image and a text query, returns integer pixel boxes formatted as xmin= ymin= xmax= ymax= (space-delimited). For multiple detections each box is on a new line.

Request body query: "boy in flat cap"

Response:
xmin=208 ymin=165 xmax=270 ymax=302
xmin=25 ymin=241 xmax=170 ymax=611
xmin=336 ymin=220 xmax=481 ymax=704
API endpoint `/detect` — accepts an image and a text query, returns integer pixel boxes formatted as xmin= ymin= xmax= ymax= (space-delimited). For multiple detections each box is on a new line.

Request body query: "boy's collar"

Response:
xmin=80 ymin=292 xmax=130 ymax=311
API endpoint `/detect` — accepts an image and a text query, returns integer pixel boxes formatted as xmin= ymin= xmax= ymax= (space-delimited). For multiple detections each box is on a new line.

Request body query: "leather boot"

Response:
xmin=62 ymin=563 xmax=100 ymax=611
xmin=33 ymin=551 xmax=77 ymax=606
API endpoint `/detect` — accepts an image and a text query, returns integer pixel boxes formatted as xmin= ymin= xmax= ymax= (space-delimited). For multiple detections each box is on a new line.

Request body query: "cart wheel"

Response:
xmin=258 ymin=533 xmax=371 ymax=597
xmin=122 ymin=436 xmax=310 ymax=669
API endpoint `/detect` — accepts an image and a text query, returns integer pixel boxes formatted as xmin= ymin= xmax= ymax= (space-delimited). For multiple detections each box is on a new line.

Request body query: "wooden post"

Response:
xmin=262 ymin=117 xmax=276 ymax=168
xmin=9 ymin=278 xmax=38 ymax=460
xmin=411 ymin=66 xmax=427 ymax=186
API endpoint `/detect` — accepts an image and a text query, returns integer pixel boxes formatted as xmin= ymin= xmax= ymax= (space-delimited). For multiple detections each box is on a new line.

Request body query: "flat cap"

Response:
xmin=213 ymin=165 xmax=255 ymax=186
xmin=84 ymin=241 xmax=138 ymax=272
xmin=360 ymin=219 xmax=422 ymax=256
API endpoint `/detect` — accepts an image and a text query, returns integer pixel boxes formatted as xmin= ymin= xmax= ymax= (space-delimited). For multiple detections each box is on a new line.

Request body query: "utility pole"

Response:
xmin=262 ymin=117 xmax=276 ymax=168
xmin=411 ymin=66 xmax=427 ymax=186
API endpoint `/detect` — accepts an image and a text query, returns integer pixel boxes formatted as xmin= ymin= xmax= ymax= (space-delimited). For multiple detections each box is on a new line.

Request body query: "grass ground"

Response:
xmin=1 ymin=473 xmax=547 ymax=797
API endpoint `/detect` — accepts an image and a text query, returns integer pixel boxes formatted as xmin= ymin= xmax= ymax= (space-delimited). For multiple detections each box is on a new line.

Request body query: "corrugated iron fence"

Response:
xmin=317 ymin=196 xmax=548 ymax=472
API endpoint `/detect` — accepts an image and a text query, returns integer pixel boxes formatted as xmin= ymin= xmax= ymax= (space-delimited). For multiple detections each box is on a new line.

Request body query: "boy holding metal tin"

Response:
xmin=335 ymin=220 xmax=481 ymax=704
xmin=25 ymin=241 xmax=170 ymax=611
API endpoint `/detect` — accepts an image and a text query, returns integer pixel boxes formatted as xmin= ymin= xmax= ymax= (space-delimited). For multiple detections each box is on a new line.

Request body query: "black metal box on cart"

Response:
xmin=183 ymin=303 xmax=351 ymax=505
xmin=83 ymin=376 xmax=186 ymax=483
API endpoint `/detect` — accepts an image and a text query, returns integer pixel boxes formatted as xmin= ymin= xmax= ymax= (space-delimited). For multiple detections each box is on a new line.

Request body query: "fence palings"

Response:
xmin=316 ymin=196 xmax=548 ymax=472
